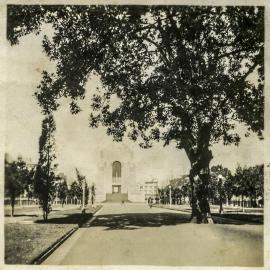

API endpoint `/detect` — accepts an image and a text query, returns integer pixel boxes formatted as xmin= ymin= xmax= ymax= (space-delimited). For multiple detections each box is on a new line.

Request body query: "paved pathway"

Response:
xmin=43 ymin=203 xmax=263 ymax=266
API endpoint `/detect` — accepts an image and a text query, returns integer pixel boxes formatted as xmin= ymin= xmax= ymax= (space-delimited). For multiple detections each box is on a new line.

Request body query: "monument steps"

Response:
xmin=103 ymin=193 xmax=130 ymax=203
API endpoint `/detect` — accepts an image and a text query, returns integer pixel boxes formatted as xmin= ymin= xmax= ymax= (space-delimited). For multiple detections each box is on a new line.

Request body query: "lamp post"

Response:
xmin=82 ymin=178 xmax=86 ymax=213
xmin=169 ymin=185 xmax=172 ymax=206
xmin=178 ymin=185 xmax=182 ymax=205
xmin=218 ymin=174 xmax=225 ymax=214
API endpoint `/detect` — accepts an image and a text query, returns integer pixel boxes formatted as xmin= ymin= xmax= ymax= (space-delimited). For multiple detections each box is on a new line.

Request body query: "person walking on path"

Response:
xmin=148 ymin=197 xmax=153 ymax=208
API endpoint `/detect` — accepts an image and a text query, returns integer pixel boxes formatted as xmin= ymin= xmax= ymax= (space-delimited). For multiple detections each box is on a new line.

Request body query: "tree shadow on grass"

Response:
xmin=153 ymin=206 xmax=263 ymax=225
xmin=4 ymin=214 xmax=38 ymax=217
xmin=83 ymin=212 xmax=190 ymax=230
xmin=212 ymin=213 xmax=263 ymax=225
xmin=34 ymin=213 xmax=93 ymax=226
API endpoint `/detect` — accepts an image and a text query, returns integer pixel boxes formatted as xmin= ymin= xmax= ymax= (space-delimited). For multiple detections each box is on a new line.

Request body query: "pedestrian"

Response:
xmin=148 ymin=197 xmax=153 ymax=208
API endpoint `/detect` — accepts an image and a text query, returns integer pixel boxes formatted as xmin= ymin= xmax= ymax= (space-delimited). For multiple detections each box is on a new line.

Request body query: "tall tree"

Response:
xmin=233 ymin=165 xmax=264 ymax=208
xmin=210 ymin=165 xmax=232 ymax=214
xmin=5 ymin=155 xmax=30 ymax=216
xmin=57 ymin=174 xmax=69 ymax=207
xmin=34 ymin=115 xmax=57 ymax=220
xmin=233 ymin=165 xmax=250 ymax=211
xmin=22 ymin=165 xmax=36 ymax=204
xmin=90 ymin=183 xmax=96 ymax=207
xmin=7 ymin=5 xmax=264 ymax=223
xmin=75 ymin=168 xmax=90 ymax=206
xmin=251 ymin=165 xmax=264 ymax=206
xmin=69 ymin=181 xmax=81 ymax=203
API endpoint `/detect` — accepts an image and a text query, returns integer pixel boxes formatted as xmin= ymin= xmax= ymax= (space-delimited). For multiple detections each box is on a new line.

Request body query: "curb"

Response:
xmin=152 ymin=205 xmax=191 ymax=213
xmin=31 ymin=225 xmax=79 ymax=265
xmin=31 ymin=206 xmax=103 ymax=265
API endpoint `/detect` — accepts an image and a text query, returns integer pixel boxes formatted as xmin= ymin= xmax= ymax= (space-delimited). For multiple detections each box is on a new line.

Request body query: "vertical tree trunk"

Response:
xmin=10 ymin=196 xmax=15 ymax=217
xmin=241 ymin=194 xmax=244 ymax=212
xmin=189 ymin=169 xmax=213 ymax=223
xmin=219 ymin=199 xmax=223 ymax=214
xmin=188 ymin=147 xmax=214 ymax=224
xmin=184 ymin=123 xmax=214 ymax=224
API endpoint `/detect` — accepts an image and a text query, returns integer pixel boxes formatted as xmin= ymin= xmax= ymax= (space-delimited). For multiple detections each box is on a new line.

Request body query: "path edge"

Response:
xmin=31 ymin=206 xmax=103 ymax=265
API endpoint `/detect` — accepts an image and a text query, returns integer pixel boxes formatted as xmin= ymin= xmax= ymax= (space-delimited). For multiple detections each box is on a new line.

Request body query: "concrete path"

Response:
xmin=43 ymin=203 xmax=263 ymax=266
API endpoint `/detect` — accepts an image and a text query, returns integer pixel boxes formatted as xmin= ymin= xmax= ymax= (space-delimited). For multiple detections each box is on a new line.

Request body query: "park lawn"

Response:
xmin=5 ymin=205 xmax=102 ymax=264
xmin=212 ymin=213 xmax=263 ymax=224
xmin=5 ymin=223 xmax=76 ymax=264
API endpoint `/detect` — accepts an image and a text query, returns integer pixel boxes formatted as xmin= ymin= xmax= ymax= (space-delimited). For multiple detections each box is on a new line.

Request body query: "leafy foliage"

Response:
xmin=56 ymin=173 xmax=68 ymax=206
xmin=159 ymin=176 xmax=191 ymax=204
xmin=7 ymin=6 xmax=264 ymax=143
xmin=90 ymin=183 xmax=96 ymax=205
xmin=209 ymin=165 xmax=233 ymax=213
xmin=34 ymin=115 xmax=57 ymax=220
xmin=232 ymin=164 xmax=264 ymax=206
xmin=5 ymin=155 xmax=31 ymax=216
xmin=69 ymin=168 xmax=89 ymax=206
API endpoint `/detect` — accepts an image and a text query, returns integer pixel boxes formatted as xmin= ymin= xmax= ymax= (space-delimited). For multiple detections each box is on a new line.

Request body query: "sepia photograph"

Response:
xmin=2 ymin=1 xmax=268 ymax=268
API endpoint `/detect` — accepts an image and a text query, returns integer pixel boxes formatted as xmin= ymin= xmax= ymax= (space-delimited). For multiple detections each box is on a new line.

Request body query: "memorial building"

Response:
xmin=94 ymin=143 xmax=145 ymax=202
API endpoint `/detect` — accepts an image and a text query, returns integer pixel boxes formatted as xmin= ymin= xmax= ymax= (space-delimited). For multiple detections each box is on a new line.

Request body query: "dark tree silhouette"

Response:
xmin=232 ymin=164 xmax=264 ymax=210
xmin=75 ymin=168 xmax=90 ymax=206
xmin=34 ymin=115 xmax=57 ymax=220
xmin=7 ymin=5 xmax=264 ymax=223
xmin=209 ymin=165 xmax=232 ymax=214
xmin=5 ymin=155 xmax=30 ymax=216
xmin=57 ymin=174 xmax=68 ymax=207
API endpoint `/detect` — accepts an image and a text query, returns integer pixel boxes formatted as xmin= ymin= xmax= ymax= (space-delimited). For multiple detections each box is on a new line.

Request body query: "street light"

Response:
xmin=169 ymin=185 xmax=172 ymax=206
xmin=82 ymin=177 xmax=86 ymax=214
xmin=218 ymin=174 xmax=225 ymax=214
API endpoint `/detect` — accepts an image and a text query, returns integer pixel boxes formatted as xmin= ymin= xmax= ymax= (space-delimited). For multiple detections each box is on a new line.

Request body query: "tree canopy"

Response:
xmin=5 ymin=155 xmax=31 ymax=216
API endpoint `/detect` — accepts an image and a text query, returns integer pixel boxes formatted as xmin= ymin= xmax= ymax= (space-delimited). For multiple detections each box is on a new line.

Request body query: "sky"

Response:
xmin=5 ymin=25 xmax=264 ymax=186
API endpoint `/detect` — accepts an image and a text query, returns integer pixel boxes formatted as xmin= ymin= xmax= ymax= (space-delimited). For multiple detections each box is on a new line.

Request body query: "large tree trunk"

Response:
xmin=42 ymin=198 xmax=49 ymax=221
xmin=186 ymin=135 xmax=214 ymax=224
xmin=189 ymin=169 xmax=213 ymax=223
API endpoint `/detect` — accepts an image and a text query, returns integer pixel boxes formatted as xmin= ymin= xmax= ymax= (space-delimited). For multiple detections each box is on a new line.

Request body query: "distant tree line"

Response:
xmin=4 ymin=154 xmax=92 ymax=220
xmin=5 ymin=155 xmax=35 ymax=217
xmin=159 ymin=164 xmax=264 ymax=213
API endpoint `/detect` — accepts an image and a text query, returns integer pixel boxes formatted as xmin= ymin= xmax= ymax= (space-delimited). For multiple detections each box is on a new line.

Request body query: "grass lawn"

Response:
xmin=154 ymin=204 xmax=263 ymax=224
xmin=5 ymin=205 xmax=102 ymax=264
xmin=5 ymin=223 xmax=75 ymax=264
xmin=212 ymin=213 xmax=263 ymax=224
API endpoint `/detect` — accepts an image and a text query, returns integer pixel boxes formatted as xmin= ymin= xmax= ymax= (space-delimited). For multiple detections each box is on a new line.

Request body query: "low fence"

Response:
xmin=4 ymin=197 xmax=84 ymax=207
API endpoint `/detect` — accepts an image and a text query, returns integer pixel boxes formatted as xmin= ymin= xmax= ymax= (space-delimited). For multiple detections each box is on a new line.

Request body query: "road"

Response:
xmin=43 ymin=203 xmax=263 ymax=266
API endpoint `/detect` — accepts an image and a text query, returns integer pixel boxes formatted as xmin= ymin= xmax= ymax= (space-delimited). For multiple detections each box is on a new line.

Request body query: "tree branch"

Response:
xmin=241 ymin=60 xmax=259 ymax=81
xmin=141 ymin=36 xmax=171 ymax=67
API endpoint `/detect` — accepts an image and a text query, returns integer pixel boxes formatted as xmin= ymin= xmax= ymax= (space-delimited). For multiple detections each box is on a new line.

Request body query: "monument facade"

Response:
xmin=94 ymin=143 xmax=145 ymax=202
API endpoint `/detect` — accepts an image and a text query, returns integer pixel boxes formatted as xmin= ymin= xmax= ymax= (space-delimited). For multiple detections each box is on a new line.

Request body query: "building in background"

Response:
xmin=94 ymin=143 xmax=145 ymax=202
xmin=140 ymin=179 xmax=159 ymax=202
